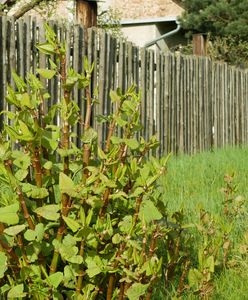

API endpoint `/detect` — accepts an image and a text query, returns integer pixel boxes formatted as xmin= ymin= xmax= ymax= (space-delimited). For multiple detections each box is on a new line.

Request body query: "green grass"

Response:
xmin=156 ymin=146 xmax=248 ymax=299
xmin=161 ymin=146 xmax=248 ymax=216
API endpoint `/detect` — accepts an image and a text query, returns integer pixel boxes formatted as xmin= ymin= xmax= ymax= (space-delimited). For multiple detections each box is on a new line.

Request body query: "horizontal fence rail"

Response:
xmin=1 ymin=17 xmax=248 ymax=156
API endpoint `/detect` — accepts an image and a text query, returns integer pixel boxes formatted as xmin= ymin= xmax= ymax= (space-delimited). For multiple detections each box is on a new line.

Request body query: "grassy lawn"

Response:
xmin=156 ymin=146 xmax=248 ymax=299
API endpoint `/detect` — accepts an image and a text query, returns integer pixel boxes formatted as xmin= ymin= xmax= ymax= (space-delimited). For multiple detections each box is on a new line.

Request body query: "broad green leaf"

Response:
xmin=37 ymin=68 xmax=56 ymax=79
xmin=7 ymin=284 xmax=27 ymax=298
xmin=110 ymin=136 xmax=122 ymax=145
xmin=205 ymin=255 xmax=215 ymax=273
xmin=36 ymin=42 xmax=56 ymax=55
xmin=112 ymin=233 xmax=122 ymax=244
xmin=64 ymin=76 xmax=78 ymax=91
xmin=126 ymin=283 xmax=149 ymax=300
xmin=125 ymin=138 xmax=139 ymax=150
xmin=109 ymin=89 xmax=120 ymax=103
xmin=122 ymin=100 xmax=136 ymax=113
xmin=6 ymin=85 xmax=20 ymax=106
xmin=59 ymin=173 xmax=78 ymax=197
xmin=43 ymin=161 xmax=53 ymax=170
xmin=0 ymin=252 xmax=8 ymax=279
xmin=67 ymin=255 xmax=83 ymax=264
xmin=97 ymin=147 xmax=107 ymax=160
xmin=27 ymin=72 xmax=43 ymax=90
xmin=116 ymin=115 xmax=128 ymax=127
xmin=24 ymin=223 xmax=44 ymax=242
xmin=119 ymin=215 xmax=132 ymax=233
xmin=12 ymin=150 xmax=31 ymax=170
xmin=18 ymin=120 xmax=34 ymax=141
xmin=81 ymin=284 xmax=95 ymax=300
xmin=24 ymin=229 xmax=36 ymax=241
xmin=26 ymin=242 xmax=41 ymax=263
xmin=62 ymin=216 xmax=80 ymax=233
xmin=49 ymin=58 xmax=57 ymax=70
xmin=35 ymin=205 xmax=60 ymax=221
xmin=0 ymin=203 xmax=19 ymax=225
xmin=15 ymin=169 xmax=28 ymax=181
xmin=20 ymin=93 xmax=33 ymax=109
xmin=81 ymin=127 xmax=97 ymax=144
xmin=5 ymin=125 xmax=22 ymax=141
xmin=22 ymin=183 xmax=49 ymax=199
xmin=4 ymin=224 xmax=26 ymax=236
xmin=188 ymin=268 xmax=203 ymax=288
xmin=86 ymin=209 xmax=93 ymax=226
xmin=139 ymin=200 xmax=162 ymax=223
xmin=12 ymin=72 xmax=27 ymax=92
xmin=41 ymin=128 xmax=59 ymax=151
xmin=85 ymin=256 xmax=103 ymax=278
xmin=47 ymin=272 xmax=63 ymax=288
xmin=99 ymin=174 xmax=116 ymax=188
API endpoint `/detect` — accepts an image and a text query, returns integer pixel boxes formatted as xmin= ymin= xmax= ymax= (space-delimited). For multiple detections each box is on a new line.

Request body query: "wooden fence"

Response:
xmin=1 ymin=17 xmax=248 ymax=156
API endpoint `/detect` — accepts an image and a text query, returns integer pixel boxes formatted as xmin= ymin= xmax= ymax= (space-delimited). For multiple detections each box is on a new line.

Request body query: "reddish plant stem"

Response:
xmin=32 ymin=147 xmax=42 ymax=187
xmin=105 ymin=118 xmax=117 ymax=153
xmin=142 ymin=226 xmax=147 ymax=261
xmin=32 ymin=146 xmax=43 ymax=208
xmin=0 ymin=239 xmax=19 ymax=264
xmin=82 ymin=85 xmax=92 ymax=179
xmin=50 ymin=54 xmax=72 ymax=274
xmin=149 ymin=225 xmax=159 ymax=258
xmin=17 ymin=235 xmax=29 ymax=265
xmin=16 ymin=186 xmax=35 ymax=230
xmin=118 ymin=283 xmax=125 ymax=300
xmin=133 ymin=196 xmax=143 ymax=226
xmin=38 ymin=91 xmax=46 ymax=129
xmin=106 ymin=274 xmax=116 ymax=300
xmin=84 ymin=86 xmax=91 ymax=131
xmin=107 ymin=242 xmax=126 ymax=300
xmin=4 ymin=160 xmax=35 ymax=230
xmin=99 ymin=143 xmax=127 ymax=218
xmin=76 ymin=240 xmax=85 ymax=294
xmin=177 ymin=260 xmax=190 ymax=296
xmin=105 ymin=98 xmax=124 ymax=153
xmin=145 ymin=275 xmax=157 ymax=300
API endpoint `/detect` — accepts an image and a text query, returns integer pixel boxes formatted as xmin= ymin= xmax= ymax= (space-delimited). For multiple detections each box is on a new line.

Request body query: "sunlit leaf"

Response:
xmin=35 ymin=205 xmax=60 ymax=221
xmin=139 ymin=200 xmax=162 ymax=223
xmin=47 ymin=272 xmax=63 ymax=288
xmin=0 ymin=252 xmax=8 ymax=279
xmin=62 ymin=216 xmax=80 ymax=233
xmin=37 ymin=68 xmax=56 ymax=79
xmin=126 ymin=283 xmax=149 ymax=300
xmin=0 ymin=203 xmax=19 ymax=225
xmin=59 ymin=172 xmax=78 ymax=197
xmin=7 ymin=284 xmax=27 ymax=298
xmin=4 ymin=224 xmax=26 ymax=236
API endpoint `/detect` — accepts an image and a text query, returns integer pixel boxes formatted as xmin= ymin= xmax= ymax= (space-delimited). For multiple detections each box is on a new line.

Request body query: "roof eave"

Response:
xmin=120 ymin=16 xmax=178 ymax=25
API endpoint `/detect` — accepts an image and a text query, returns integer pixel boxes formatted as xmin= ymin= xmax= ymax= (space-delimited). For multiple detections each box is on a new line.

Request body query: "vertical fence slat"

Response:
xmin=148 ymin=50 xmax=155 ymax=143
xmin=0 ymin=17 xmax=7 ymax=126
xmin=156 ymin=52 xmax=161 ymax=156
xmin=140 ymin=48 xmax=147 ymax=139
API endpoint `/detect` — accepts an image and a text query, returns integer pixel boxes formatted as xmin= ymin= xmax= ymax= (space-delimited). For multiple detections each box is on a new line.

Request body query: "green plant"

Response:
xmin=0 ymin=24 xmax=176 ymax=299
xmin=98 ymin=8 xmax=126 ymax=40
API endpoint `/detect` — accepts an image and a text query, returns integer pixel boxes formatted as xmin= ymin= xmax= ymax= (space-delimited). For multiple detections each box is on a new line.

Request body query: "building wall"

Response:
xmin=121 ymin=24 xmax=157 ymax=49
xmin=100 ymin=0 xmax=184 ymax=19
xmin=121 ymin=22 xmax=186 ymax=51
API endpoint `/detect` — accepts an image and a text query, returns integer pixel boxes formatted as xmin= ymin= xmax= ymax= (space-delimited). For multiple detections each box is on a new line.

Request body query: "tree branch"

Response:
xmin=6 ymin=0 xmax=45 ymax=19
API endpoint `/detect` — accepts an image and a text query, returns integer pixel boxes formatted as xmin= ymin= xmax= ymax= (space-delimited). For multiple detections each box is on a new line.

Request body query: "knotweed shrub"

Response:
xmin=0 ymin=25 xmax=176 ymax=299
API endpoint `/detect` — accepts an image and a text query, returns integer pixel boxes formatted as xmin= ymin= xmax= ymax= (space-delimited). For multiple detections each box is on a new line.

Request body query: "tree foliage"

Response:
xmin=180 ymin=0 xmax=248 ymax=41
